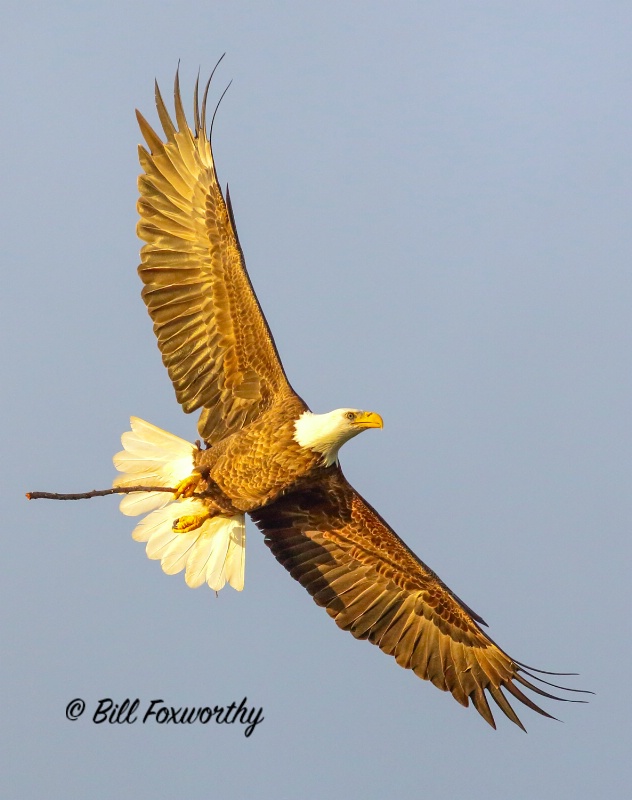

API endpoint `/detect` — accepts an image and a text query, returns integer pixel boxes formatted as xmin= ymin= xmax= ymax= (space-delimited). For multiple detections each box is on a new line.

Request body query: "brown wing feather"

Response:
xmin=136 ymin=71 xmax=295 ymax=443
xmin=251 ymin=467 xmax=582 ymax=730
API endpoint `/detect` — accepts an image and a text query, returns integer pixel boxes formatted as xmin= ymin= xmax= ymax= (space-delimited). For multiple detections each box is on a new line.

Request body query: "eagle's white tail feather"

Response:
xmin=134 ymin=500 xmax=246 ymax=591
xmin=119 ymin=490 xmax=170 ymax=518
xmin=222 ymin=523 xmax=246 ymax=591
xmin=185 ymin=530 xmax=219 ymax=588
xmin=113 ymin=418 xmax=245 ymax=592
xmin=113 ymin=416 xmax=195 ymax=516
xmin=184 ymin=515 xmax=245 ymax=590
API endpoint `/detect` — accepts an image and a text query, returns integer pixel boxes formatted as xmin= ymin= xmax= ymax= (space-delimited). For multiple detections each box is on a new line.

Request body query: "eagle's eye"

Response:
xmin=345 ymin=412 xmax=356 ymax=421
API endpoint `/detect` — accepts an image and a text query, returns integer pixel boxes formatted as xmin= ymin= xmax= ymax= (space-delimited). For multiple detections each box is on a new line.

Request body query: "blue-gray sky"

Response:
xmin=3 ymin=2 xmax=631 ymax=798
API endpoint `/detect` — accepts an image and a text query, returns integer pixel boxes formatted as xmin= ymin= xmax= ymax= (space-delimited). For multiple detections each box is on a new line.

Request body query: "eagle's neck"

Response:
xmin=293 ymin=410 xmax=355 ymax=467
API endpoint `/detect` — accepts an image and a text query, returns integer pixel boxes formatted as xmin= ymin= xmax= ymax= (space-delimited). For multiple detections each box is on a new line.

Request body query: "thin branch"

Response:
xmin=25 ymin=485 xmax=207 ymax=501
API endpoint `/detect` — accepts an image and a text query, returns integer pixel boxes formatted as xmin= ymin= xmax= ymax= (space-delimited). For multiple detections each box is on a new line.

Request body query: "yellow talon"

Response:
xmin=173 ymin=474 xmax=200 ymax=499
xmin=172 ymin=511 xmax=211 ymax=533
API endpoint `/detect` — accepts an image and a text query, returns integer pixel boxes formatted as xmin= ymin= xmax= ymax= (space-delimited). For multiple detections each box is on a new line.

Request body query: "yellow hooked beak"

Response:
xmin=352 ymin=410 xmax=384 ymax=430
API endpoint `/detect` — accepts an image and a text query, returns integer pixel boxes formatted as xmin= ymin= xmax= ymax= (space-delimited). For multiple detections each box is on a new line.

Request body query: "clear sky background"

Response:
xmin=3 ymin=2 xmax=631 ymax=798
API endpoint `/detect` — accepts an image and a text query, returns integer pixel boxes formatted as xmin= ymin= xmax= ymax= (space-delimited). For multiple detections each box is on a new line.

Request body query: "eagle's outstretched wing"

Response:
xmin=252 ymin=467 xmax=584 ymax=730
xmin=136 ymin=70 xmax=295 ymax=444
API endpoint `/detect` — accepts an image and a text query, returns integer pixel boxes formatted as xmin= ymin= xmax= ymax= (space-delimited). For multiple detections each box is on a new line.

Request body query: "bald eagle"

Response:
xmin=113 ymin=69 xmax=583 ymax=731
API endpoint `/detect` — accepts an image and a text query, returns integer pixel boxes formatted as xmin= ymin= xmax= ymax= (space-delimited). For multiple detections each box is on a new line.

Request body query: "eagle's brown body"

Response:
xmin=193 ymin=393 xmax=317 ymax=513
xmin=118 ymin=68 xmax=584 ymax=731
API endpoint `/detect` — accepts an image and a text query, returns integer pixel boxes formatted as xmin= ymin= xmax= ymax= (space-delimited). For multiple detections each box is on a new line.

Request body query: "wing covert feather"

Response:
xmin=136 ymin=71 xmax=295 ymax=443
xmin=251 ymin=467 xmax=581 ymax=730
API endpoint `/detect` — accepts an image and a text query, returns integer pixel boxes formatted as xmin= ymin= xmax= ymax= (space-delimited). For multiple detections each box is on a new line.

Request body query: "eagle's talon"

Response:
xmin=172 ymin=512 xmax=211 ymax=533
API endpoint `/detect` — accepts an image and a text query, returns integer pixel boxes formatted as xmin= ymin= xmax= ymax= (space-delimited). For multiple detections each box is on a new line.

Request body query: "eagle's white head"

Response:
xmin=293 ymin=408 xmax=383 ymax=467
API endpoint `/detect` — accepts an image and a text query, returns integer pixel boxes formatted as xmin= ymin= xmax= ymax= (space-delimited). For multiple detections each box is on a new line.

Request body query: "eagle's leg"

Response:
xmin=171 ymin=469 xmax=236 ymax=533
xmin=172 ymin=509 xmax=213 ymax=533
xmin=172 ymin=474 xmax=200 ymax=499
xmin=172 ymin=477 xmax=236 ymax=533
